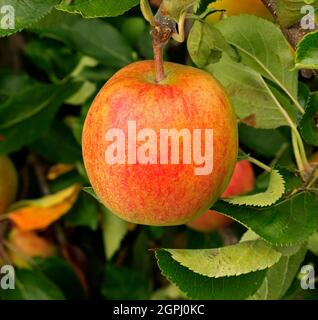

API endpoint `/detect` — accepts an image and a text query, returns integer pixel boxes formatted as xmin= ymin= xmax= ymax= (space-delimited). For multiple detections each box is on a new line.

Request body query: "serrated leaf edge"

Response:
xmin=0 ymin=5 xmax=56 ymax=38
xmin=224 ymin=170 xmax=285 ymax=207
xmin=162 ymin=242 xmax=281 ymax=279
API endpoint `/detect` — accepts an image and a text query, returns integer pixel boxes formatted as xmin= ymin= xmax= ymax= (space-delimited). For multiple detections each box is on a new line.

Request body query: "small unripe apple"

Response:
xmin=8 ymin=228 xmax=56 ymax=269
xmin=187 ymin=160 xmax=255 ymax=232
xmin=82 ymin=61 xmax=238 ymax=226
xmin=0 ymin=156 xmax=18 ymax=214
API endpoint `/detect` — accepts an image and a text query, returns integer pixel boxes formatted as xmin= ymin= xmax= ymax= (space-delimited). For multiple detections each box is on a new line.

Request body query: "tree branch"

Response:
xmin=261 ymin=0 xmax=317 ymax=78
xmin=261 ymin=0 xmax=315 ymax=47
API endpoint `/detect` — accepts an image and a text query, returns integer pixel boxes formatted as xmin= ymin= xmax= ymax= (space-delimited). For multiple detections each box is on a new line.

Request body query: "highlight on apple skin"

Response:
xmin=82 ymin=61 xmax=238 ymax=226
xmin=0 ymin=156 xmax=18 ymax=214
xmin=187 ymin=160 xmax=255 ymax=232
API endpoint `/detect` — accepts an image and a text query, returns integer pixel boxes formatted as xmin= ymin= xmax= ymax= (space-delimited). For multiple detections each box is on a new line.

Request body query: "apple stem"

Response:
xmin=247 ymin=156 xmax=272 ymax=173
xmin=151 ymin=14 xmax=174 ymax=83
xmin=152 ymin=29 xmax=165 ymax=82
xmin=140 ymin=1 xmax=176 ymax=83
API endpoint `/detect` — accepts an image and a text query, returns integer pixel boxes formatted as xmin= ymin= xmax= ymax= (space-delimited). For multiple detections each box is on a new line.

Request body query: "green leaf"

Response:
xmin=102 ymin=207 xmax=130 ymax=260
xmin=276 ymin=0 xmax=318 ymax=27
xmin=121 ymin=17 xmax=146 ymax=46
xmin=186 ymin=228 xmax=223 ymax=249
xmin=295 ymin=31 xmax=318 ymax=70
xmin=137 ymin=27 xmax=154 ymax=60
xmin=151 ymin=285 xmax=184 ymax=300
xmin=215 ymin=15 xmax=298 ymax=101
xmin=64 ymin=116 xmax=83 ymax=145
xmin=83 ymin=186 xmax=100 ymax=202
xmin=101 ymin=265 xmax=151 ymax=300
xmin=156 ymin=250 xmax=267 ymax=300
xmin=308 ymin=232 xmax=318 ymax=256
xmin=164 ymin=239 xmax=281 ymax=278
xmin=49 ymin=171 xmax=84 ymax=193
xmin=0 ymin=269 xmax=65 ymax=300
xmin=212 ymin=191 xmax=318 ymax=246
xmin=35 ymin=256 xmax=86 ymax=300
xmin=31 ymin=10 xmax=134 ymax=68
xmin=0 ymin=81 xmax=81 ymax=154
xmin=161 ymin=0 xmax=200 ymax=22
xmin=298 ymin=82 xmax=311 ymax=109
xmin=299 ymin=93 xmax=318 ymax=146
xmin=0 ymin=0 xmax=60 ymax=37
xmin=0 ymin=71 xmax=34 ymax=102
xmin=56 ymin=0 xmax=139 ymax=18
xmin=225 ymin=170 xmax=285 ymax=207
xmin=249 ymin=245 xmax=307 ymax=300
xmin=132 ymin=231 xmax=152 ymax=277
xmin=206 ymin=55 xmax=290 ymax=129
xmin=25 ymin=39 xmax=80 ymax=80
xmin=66 ymin=81 xmax=96 ymax=105
xmin=279 ymin=167 xmax=303 ymax=194
xmin=79 ymin=65 xmax=116 ymax=83
xmin=30 ymin=120 xmax=82 ymax=164
xmin=239 ymin=124 xmax=289 ymax=158
xmin=195 ymin=0 xmax=214 ymax=15
xmin=240 ymin=229 xmax=260 ymax=242
xmin=65 ymin=191 xmax=99 ymax=230
xmin=187 ymin=20 xmax=234 ymax=68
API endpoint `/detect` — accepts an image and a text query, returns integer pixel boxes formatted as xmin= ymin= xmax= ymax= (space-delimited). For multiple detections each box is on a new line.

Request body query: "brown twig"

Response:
xmin=152 ymin=28 xmax=166 ymax=82
xmin=151 ymin=22 xmax=174 ymax=82
xmin=150 ymin=9 xmax=176 ymax=82
xmin=19 ymin=165 xmax=30 ymax=199
xmin=261 ymin=0 xmax=317 ymax=78
xmin=0 ymin=34 xmax=25 ymax=71
xmin=27 ymin=154 xmax=50 ymax=195
xmin=261 ymin=0 xmax=315 ymax=46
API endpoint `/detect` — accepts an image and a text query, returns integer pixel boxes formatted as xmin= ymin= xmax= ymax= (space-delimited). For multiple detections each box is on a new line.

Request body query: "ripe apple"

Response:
xmin=8 ymin=228 xmax=56 ymax=269
xmin=207 ymin=0 xmax=273 ymax=24
xmin=82 ymin=61 xmax=238 ymax=226
xmin=0 ymin=156 xmax=18 ymax=214
xmin=187 ymin=160 xmax=255 ymax=232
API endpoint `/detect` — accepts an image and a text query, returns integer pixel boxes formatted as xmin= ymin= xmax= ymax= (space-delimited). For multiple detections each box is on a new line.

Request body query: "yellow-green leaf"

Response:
xmin=224 ymin=170 xmax=285 ymax=207
xmin=8 ymin=185 xmax=81 ymax=231
xmin=165 ymin=239 xmax=281 ymax=278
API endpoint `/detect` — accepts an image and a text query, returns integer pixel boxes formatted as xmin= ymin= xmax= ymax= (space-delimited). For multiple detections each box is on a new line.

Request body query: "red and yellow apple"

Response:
xmin=0 ymin=156 xmax=18 ymax=214
xmin=82 ymin=61 xmax=238 ymax=226
xmin=187 ymin=160 xmax=255 ymax=232
xmin=207 ymin=0 xmax=273 ymax=24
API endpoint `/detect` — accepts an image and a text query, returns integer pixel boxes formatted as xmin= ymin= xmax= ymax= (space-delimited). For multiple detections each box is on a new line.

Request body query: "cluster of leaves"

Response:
xmin=0 ymin=0 xmax=317 ymax=300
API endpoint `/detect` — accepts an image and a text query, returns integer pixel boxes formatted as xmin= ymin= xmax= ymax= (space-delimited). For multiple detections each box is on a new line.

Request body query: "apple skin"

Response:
xmin=208 ymin=0 xmax=273 ymax=23
xmin=0 ymin=156 xmax=18 ymax=214
xmin=221 ymin=160 xmax=255 ymax=197
xmin=208 ymin=0 xmax=273 ymax=24
xmin=82 ymin=61 xmax=238 ymax=226
xmin=187 ymin=160 xmax=255 ymax=232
